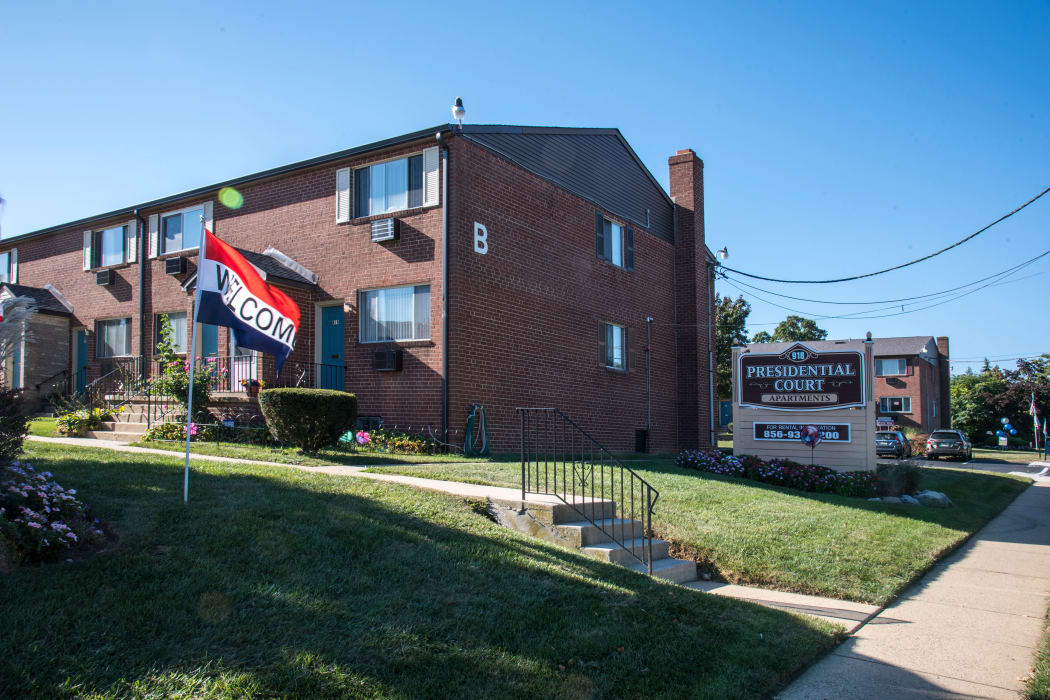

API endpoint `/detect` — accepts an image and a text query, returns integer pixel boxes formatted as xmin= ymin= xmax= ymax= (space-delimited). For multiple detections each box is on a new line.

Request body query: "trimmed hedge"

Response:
xmin=0 ymin=390 xmax=30 ymax=463
xmin=258 ymin=388 xmax=357 ymax=452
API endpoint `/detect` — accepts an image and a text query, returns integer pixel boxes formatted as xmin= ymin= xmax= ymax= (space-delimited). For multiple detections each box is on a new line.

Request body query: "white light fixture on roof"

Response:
xmin=452 ymin=97 xmax=465 ymax=127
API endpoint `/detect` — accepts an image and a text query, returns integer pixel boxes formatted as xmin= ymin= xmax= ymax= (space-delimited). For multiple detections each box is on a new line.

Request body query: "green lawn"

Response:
xmin=28 ymin=416 xmax=57 ymax=437
xmin=972 ymin=446 xmax=1045 ymax=465
xmin=1 ymin=442 xmax=841 ymax=698
xmin=1028 ymin=617 xmax=1050 ymax=699
xmin=367 ymin=459 xmax=1030 ymax=604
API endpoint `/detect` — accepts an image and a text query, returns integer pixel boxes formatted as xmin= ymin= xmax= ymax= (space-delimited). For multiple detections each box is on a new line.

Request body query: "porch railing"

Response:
xmin=518 ymin=407 xmax=660 ymax=574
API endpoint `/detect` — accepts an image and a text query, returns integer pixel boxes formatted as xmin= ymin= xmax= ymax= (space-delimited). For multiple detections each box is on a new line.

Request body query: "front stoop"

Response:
xmin=489 ymin=497 xmax=697 ymax=585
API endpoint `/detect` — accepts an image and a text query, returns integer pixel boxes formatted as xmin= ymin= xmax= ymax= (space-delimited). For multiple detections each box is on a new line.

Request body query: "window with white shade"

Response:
xmin=879 ymin=396 xmax=911 ymax=413
xmin=155 ymin=312 xmax=188 ymax=354
xmin=875 ymin=358 xmax=907 ymax=376
xmin=598 ymin=321 xmax=627 ymax=371
xmin=359 ymin=285 xmax=430 ymax=343
xmin=161 ymin=205 xmax=205 ymax=253
xmin=93 ymin=225 xmax=126 ymax=267
xmin=0 ymin=252 xmax=9 ymax=283
xmin=96 ymin=318 xmax=131 ymax=358
xmin=354 ymin=155 xmax=424 ymax=218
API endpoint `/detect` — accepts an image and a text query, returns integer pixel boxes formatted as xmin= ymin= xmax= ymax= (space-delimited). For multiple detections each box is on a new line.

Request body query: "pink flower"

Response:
xmin=355 ymin=430 xmax=371 ymax=445
xmin=26 ymin=522 xmax=41 ymax=529
xmin=188 ymin=423 xmax=198 ymax=437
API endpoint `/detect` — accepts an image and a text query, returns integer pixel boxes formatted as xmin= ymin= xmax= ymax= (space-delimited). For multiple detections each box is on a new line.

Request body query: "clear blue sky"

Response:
xmin=2 ymin=1 xmax=1047 ymax=373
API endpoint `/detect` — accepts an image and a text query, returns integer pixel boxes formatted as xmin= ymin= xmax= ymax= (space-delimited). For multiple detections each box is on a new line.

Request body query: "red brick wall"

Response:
xmin=874 ymin=356 xmax=944 ymax=432
xmin=445 ymin=138 xmax=707 ymax=453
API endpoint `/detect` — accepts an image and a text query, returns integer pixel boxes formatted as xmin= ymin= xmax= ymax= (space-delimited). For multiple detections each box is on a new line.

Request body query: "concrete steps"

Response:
xmin=85 ymin=429 xmax=146 ymax=442
xmin=538 ymin=501 xmax=696 ymax=585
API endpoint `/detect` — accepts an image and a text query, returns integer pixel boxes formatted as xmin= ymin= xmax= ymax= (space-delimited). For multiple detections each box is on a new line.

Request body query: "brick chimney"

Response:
xmin=669 ymin=149 xmax=713 ymax=449
xmin=936 ymin=336 xmax=950 ymax=429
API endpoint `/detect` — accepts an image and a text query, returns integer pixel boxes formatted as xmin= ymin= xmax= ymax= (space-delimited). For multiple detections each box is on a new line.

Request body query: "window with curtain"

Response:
xmin=93 ymin=225 xmax=125 ymax=267
xmin=875 ymin=358 xmax=907 ymax=376
xmin=606 ymin=323 xmax=625 ymax=370
xmin=354 ymin=155 xmax=424 ymax=217
xmin=595 ymin=212 xmax=634 ymax=270
xmin=155 ymin=312 xmax=188 ymax=353
xmin=161 ymin=206 xmax=204 ymax=253
xmin=359 ymin=285 xmax=430 ymax=342
xmin=96 ymin=318 xmax=131 ymax=358
xmin=879 ymin=396 xmax=911 ymax=413
xmin=0 ymin=252 xmax=9 ymax=283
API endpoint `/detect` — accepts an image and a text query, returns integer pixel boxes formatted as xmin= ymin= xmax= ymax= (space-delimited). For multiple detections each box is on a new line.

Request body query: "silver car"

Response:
xmin=926 ymin=430 xmax=972 ymax=461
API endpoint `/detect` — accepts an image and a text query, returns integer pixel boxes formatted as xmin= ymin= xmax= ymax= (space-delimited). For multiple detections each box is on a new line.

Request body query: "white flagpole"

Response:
xmin=183 ymin=220 xmax=207 ymax=503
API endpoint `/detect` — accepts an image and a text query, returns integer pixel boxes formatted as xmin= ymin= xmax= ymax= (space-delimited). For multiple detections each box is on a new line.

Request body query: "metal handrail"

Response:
xmin=517 ymin=407 xmax=660 ymax=574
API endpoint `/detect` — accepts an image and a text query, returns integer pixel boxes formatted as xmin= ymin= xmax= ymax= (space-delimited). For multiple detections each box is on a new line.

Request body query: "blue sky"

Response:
xmin=1 ymin=1 xmax=1047 ymax=373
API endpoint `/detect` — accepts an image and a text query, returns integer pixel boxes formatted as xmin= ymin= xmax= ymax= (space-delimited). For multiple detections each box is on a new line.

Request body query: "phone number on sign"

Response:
xmin=752 ymin=424 xmax=850 ymax=443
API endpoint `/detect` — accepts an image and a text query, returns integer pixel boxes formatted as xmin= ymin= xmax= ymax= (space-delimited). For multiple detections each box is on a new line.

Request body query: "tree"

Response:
xmin=714 ymin=295 xmax=751 ymax=398
xmin=751 ymin=315 xmax=828 ymax=343
xmin=951 ymin=354 xmax=1050 ymax=445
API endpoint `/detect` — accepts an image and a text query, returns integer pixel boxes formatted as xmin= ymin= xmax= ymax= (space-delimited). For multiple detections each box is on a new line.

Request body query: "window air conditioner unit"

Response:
xmin=96 ymin=269 xmax=114 ymax=286
xmin=372 ymin=348 xmax=403 ymax=372
xmin=165 ymin=257 xmax=187 ymax=275
xmin=370 ymin=217 xmax=399 ymax=243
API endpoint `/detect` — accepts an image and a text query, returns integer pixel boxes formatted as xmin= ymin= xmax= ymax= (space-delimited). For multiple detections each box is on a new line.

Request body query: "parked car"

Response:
xmin=875 ymin=430 xmax=912 ymax=459
xmin=926 ymin=430 xmax=972 ymax=461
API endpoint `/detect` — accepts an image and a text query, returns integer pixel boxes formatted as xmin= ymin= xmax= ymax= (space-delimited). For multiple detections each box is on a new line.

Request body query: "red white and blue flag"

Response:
xmin=195 ymin=229 xmax=300 ymax=372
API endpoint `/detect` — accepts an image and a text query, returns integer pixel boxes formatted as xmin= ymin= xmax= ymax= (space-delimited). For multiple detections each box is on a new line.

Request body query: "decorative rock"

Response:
xmin=900 ymin=494 xmax=920 ymax=506
xmin=915 ymin=490 xmax=953 ymax=507
xmin=882 ymin=496 xmax=902 ymax=504
xmin=867 ymin=497 xmax=882 ymax=502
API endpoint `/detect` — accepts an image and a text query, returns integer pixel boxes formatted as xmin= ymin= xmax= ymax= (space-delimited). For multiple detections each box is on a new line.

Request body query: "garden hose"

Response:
xmin=463 ymin=404 xmax=490 ymax=457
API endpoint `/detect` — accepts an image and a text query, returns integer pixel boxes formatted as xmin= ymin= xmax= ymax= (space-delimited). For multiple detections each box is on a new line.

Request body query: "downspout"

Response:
xmin=709 ymin=263 xmax=716 ymax=447
xmin=135 ymin=208 xmax=146 ymax=380
xmin=439 ymin=132 xmax=449 ymax=446
xmin=671 ymin=201 xmax=680 ymax=451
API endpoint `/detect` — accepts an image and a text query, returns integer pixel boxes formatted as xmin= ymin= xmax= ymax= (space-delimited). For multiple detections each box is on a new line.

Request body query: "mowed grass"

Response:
xmin=971 ymin=446 xmax=1045 ymax=465
xmin=1 ymin=442 xmax=841 ymax=699
xmin=369 ymin=459 xmax=1030 ymax=604
xmin=1027 ymin=617 xmax=1050 ymax=699
xmin=28 ymin=417 xmax=58 ymax=437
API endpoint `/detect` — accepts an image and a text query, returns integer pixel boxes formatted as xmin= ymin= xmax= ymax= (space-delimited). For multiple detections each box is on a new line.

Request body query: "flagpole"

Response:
xmin=183 ymin=221 xmax=206 ymax=503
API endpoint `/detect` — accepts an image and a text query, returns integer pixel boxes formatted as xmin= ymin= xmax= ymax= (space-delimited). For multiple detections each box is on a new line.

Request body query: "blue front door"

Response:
xmin=320 ymin=306 xmax=345 ymax=390
xmin=201 ymin=324 xmax=219 ymax=359
xmin=74 ymin=329 xmax=87 ymax=393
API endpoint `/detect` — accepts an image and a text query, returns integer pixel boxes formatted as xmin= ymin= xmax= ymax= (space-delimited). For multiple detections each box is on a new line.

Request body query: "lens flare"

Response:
xmin=218 ymin=187 xmax=244 ymax=210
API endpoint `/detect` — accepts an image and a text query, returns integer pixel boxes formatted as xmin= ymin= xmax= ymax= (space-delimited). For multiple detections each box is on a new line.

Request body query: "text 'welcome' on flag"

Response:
xmin=196 ymin=229 xmax=300 ymax=372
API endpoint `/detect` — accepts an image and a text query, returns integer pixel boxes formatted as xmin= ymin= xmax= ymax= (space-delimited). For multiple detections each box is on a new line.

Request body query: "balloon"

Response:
xmin=1002 ymin=417 xmax=1010 ymax=424
xmin=996 ymin=430 xmax=1005 ymax=437
xmin=1010 ymin=428 xmax=1018 ymax=436
xmin=1005 ymin=424 xmax=1013 ymax=432
xmin=800 ymin=425 xmax=822 ymax=448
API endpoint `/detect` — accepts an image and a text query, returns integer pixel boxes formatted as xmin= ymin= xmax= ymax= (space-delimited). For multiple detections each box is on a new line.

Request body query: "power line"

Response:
xmin=719 ymin=251 xmax=1050 ymax=306
xmin=718 ymin=185 xmax=1050 ymax=284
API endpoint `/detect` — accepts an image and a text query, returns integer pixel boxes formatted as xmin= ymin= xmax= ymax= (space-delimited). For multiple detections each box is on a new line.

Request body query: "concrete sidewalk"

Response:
xmin=27 ymin=435 xmax=877 ymax=631
xmin=779 ymin=481 xmax=1050 ymax=699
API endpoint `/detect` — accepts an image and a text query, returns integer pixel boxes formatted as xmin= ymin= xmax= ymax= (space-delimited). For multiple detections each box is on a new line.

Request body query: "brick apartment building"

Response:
xmin=727 ymin=335 xmax=950 ymax=435
xmin=0 ymin=124 xmax=716 ymax=452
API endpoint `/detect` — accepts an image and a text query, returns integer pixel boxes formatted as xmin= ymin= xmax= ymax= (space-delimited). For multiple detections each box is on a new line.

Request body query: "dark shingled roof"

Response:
xmin=460 ymin=125 xmax=675 ymax=243
xmin=235 ymin=248 xmax=315 ymax=286
xmin=1 ymin=283 xmax=71 ymax=315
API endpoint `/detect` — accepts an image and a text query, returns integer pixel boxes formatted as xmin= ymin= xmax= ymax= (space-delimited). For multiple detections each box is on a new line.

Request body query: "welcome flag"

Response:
xmin=195 ymin=229 xmax=300 ymax=372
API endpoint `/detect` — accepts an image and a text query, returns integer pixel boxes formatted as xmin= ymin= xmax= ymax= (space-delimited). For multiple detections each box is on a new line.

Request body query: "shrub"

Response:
xmin=259 ymin=388 xmax=357 ymax=452
xmin=875 ymin=461 xmax=923 ymax=497
xmin=909 ymin=433 xmax=929 ymax=458
xmin=55 ymin=406 xmax=115 ymax=437
xmin=0 ymin=390 xmax=30 ymax=463
xmin=676 ymin=449 xmax=880 ymax=498
xmin=155 ymin=314 xmax=212 ymax=418
xmin=351 ymin=428 xmax=440 ymax=455
xmin=0 ymin=461 xmax=106 ymax=563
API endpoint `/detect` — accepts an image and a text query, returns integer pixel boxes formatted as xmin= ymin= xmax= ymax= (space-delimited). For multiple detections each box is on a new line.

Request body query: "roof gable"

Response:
xmin=0 ymin=283 xmax=72 ymax=315
xmin=460 ymin=126 xmax=675 ymax=242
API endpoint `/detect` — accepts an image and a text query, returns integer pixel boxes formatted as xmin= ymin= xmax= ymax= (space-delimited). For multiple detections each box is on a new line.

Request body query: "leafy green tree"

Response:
xmin=156 ymin=314 xmax=213 ymax=420
xmin=751 ymin=315 xmax=828 ymax=343
xmin=951 ymin=354 xmax=1050 ymax=445
xmin=715 ymin=295 xmax=751 ymax=398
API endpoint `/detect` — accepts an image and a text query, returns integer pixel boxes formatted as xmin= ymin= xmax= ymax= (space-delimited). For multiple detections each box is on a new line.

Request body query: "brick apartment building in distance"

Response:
xmin=0 ymin=124 xmax=716 ymax=452
xmin=728 ymin=335 xmax=950 ymax=434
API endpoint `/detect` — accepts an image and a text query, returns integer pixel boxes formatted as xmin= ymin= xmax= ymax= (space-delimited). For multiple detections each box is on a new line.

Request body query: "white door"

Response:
xmin=229 ymin=336 xmax=257 ymax=390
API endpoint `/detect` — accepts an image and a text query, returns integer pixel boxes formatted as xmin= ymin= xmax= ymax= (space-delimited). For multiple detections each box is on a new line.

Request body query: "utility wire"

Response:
xmin=718 ymin=186 xmax=1050 ymax=284
xmin=719 ymin=251 xmax=1050 ymax=306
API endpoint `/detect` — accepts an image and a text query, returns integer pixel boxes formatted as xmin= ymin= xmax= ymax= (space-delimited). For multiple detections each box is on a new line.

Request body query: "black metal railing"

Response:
xmin=83 ymin=357 xmax=146 ymax=410
xmin=270 ymin=361 xmax=347 ymax=390
xmin=517 ymin=408 xmax=660 ymax=574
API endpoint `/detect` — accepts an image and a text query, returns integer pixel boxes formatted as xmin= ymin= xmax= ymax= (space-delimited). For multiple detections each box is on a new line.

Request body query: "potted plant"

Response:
xmin=240 ymin=378 xmax=262 ymax=397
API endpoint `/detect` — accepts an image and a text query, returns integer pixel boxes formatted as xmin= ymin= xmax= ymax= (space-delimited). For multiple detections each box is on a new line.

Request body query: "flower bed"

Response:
xmin=340 ymin=428 xmax=442 ymax=455
xmin=0 ymin=461 xmax=107 ymax=564
xmin=675 ymin=449 xmax=880 ymax=498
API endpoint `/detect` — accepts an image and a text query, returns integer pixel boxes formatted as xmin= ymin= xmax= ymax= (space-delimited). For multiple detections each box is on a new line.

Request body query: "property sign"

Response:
xmin=754 ymin=422 xmax=851 ymax=443
xmin=738 ymin=342 xmax=866 ymax=411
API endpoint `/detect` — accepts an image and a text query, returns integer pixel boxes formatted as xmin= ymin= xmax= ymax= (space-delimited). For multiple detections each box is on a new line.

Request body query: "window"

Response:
xmin=92 ymin=225 xmax=126 ymax=267
xmin=155 ymin=312 xmax=188 ymax=354
xmin=161 ymin=206 xmax=204 ymax=253
xmin=354 ymin=155 xmax=424 ymax=218
xmin=359 ymin=285 xmax=430 ymax=343
xmin=598 ymin=321 xmax=627 ymax=371
xmin=594 ymin=212 xmax=634 ymax=270
xmin=96 ymin=318 xmax=131 ymax=358
xmin=0 ymin=252 xmax=9 ymax=283
xmin=879 ymin=396 xmax=911 ymax=413
xmin=876 ymin=358 xmax=907 ymax=376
